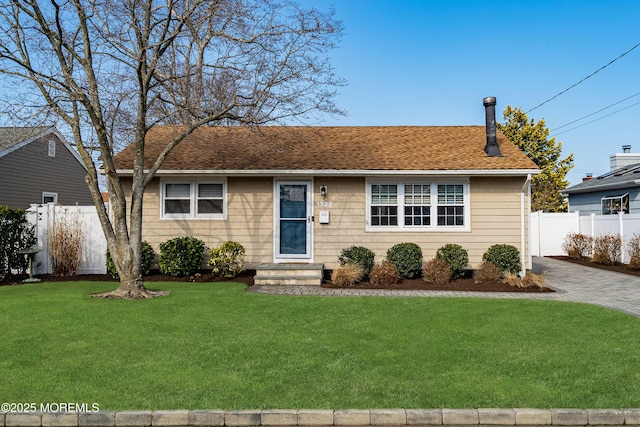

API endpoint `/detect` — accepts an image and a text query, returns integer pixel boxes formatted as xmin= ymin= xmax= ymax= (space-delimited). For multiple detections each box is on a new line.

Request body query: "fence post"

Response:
xmin=619 ymin=212 xmax=625 ymax=264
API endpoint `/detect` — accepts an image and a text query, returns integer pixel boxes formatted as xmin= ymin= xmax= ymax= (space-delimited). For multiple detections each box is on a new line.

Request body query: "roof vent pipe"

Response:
xmin=623 ymin=145 xmax=631 ymax=153
xmin=483 ymin=96 xmax=501 ymax=157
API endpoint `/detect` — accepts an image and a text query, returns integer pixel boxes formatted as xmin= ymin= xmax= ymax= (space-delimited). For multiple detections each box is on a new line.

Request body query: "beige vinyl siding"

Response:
xmin=141 ymin=177 xmax=273 ymax=265
xmin=138 ymin=175 xmax=530 ymax=271
xmin=313 ymin=176 xmax=529 ymax=270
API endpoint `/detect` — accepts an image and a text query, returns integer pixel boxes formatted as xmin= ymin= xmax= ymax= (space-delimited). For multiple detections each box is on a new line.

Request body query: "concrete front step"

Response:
xmin=254 ymin=263 xmax=324 ymax=286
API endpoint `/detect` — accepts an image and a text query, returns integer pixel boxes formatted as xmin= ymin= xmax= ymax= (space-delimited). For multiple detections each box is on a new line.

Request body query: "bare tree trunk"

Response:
xmin=0 ymin=0 xmax=344 ymax=299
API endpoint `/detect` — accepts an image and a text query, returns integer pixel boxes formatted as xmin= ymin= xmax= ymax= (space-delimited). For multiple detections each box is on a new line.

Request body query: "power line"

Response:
xmin=551 ymin=100 xmax=640 ymax=137
xmin=526 ymin=41 xmax=640 ymax=114
xmin=550 ymin=90 xmax=640 ymax=132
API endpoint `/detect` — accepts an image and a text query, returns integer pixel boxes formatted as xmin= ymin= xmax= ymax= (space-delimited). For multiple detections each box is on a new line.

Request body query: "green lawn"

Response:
xmin=1 ymin=281 xmax=639 ymax=410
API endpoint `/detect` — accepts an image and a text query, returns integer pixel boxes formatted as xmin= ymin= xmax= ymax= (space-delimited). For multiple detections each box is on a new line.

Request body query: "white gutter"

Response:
xmin=108 ymin=168 xmax=541 ymax=177
xmin=520 ymin=174 xmax=532 ymax=276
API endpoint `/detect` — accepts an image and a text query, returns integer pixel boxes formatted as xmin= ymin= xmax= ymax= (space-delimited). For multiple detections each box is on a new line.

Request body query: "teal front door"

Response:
xmin=276 ymin=181 xmax=312 ymax=260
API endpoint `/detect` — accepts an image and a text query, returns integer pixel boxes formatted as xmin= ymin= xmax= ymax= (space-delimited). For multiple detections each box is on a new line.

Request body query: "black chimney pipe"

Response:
xmin=483 ymin=96 xmax=501 ymax=157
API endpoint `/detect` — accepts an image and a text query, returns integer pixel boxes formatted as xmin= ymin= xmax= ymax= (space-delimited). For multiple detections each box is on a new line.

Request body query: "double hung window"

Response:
xmin=162 ymin=181 xmax=226 ymax=219
xmin=368 ymin=181 xmax=468 ymax=230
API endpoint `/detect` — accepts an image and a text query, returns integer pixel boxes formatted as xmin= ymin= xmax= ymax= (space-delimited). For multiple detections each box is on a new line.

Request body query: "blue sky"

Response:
xmin=298 ymin=0 xmax=640 ymax=186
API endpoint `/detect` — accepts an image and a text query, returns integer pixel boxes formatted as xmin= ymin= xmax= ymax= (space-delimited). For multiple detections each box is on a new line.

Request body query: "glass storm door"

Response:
xmin=276 ymin=181 xmax=312 ymax=259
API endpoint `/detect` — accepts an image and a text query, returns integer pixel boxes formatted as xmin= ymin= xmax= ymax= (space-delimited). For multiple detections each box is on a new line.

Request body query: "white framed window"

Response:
xmin=42 ymin=192 xmax=58 ymax=204
xmin=601 ymin=193 xmax=629 ymax=215
xmin=161 ymin=180 xmax=226 ymax=219
xmin=370 ymin=184 xmax=398 ymax=226
xmin=366 ymin=180 xmax=469 ymax=231
xmin=437 ymin=184 xmax=465 ymax=226
xmin=48 ymin=140 xmax=56 ymax=157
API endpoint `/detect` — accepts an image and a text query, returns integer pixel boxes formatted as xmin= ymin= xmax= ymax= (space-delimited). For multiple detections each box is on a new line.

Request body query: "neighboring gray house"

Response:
xmin=564 ymin=145 xmax=640 ymax=215
xmin=0 ymin=126 xmax=93 ymax=209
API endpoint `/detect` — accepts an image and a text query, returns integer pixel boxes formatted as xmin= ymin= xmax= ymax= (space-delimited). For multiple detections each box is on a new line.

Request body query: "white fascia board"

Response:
xmin=112 ymin=168 xmax=541 ymax=177
xmin=565 ymin=180 xmax=640 ymax=195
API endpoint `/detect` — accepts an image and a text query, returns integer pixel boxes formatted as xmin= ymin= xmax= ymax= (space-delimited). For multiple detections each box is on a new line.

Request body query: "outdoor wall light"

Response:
xmin=320 ymin=186 xmax=328 ymax=197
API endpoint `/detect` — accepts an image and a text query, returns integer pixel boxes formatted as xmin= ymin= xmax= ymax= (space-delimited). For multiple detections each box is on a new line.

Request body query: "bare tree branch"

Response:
xmin=0 ymin=0 xmax=345 ymax=298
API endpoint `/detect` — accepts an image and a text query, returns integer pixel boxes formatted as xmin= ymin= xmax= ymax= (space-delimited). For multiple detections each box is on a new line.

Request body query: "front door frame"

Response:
xmin=274 ymin=179 xmax=313 ymax=262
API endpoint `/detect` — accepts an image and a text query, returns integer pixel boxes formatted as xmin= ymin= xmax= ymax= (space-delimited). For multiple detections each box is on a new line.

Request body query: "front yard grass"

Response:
xmin=1 ymin=281 xmax=639 ymax=410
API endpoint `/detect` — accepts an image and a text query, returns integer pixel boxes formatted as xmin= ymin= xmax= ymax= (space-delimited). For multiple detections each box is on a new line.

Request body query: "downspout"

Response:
xmin=520 ymin=174 xmax=532 ymax=277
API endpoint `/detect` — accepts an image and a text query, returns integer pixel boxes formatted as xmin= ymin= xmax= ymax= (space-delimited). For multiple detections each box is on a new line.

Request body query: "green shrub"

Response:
xmin=158 ymin=236 xmax=206 ymax=277
xmin=0 ymin=205 xmax=37 ymax=277
xmin=208 ymin=241 xmax=247 ymax=278
xmin=483 ymin=244 xmax=521 ymax=275
xmin=369 ymin=261 xmax=400 ymax=286
xmin=435 ymin=243 xmax=469 ymax=279
xmin=106 ymin=241 xmax=155 ymax=279
xmin=386 ymin=242 xmax=423 ymax=279
xmin=338 ymin=245 xmax=375 ymax=276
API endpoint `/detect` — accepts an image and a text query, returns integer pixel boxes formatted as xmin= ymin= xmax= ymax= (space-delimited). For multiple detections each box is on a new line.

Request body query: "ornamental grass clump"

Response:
xmin=338 ymin=245 xmax=375 ymax=277
xmin=47 ymin=207 xmax=85 ymax=277
xmin=422 ymin=258 xmax=452 ymax=286
xmin=386 ymin=242 xmax=423 ymax=279
xmin=435 ymin=243 xmax=468 ymax=279
xmin=502 ymin=271 xmax=546 ymax=289
xmin=483 ymin=244 xmax=521 ymax=275
xmin=369 ymin=261 xmax=400 ymax=286
xmin=331 ymin=263 xmax=365 ymax=287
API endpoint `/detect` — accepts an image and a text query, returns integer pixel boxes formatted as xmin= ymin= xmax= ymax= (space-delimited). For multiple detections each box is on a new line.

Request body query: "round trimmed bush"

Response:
xmin=435 ymin=243 xmax=469 ymax=279
xmin=386 ymin=242 xmax=423 ymax=279
xmin=106 ymin=241 xmax=155 ymax=279
xmin=338 ymin=245 xmax=375 ymax=276
xmin=159 ymin=236 xmax=206 ymax=277
xmin=483 ymin=244 xmax=521 ymax=274
xmin=208 ymin=240 xmax=246 ymax=278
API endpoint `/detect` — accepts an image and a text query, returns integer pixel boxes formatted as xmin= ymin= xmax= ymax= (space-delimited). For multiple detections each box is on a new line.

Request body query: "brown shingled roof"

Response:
xmin=113 ymin=125 xmax=538 ymax=173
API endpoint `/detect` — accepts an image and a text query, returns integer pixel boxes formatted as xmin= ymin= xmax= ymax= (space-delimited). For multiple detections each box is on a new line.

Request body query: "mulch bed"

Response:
xmin=548 ymin=255 xmax=640 ymax=277
xmin=323 ymin=274 xmax=553 ymax=293
xmin=10 ymin=255 xmax=636 ymax=292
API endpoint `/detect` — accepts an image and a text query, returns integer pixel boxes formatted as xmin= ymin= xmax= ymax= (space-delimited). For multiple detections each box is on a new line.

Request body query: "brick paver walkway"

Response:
xmin=251 ymin=257 xmax=640 ymax=317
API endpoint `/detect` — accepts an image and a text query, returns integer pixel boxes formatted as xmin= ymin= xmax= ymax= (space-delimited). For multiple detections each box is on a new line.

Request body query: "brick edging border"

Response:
xmin=2 ymin=408 xmax=640 ymax=427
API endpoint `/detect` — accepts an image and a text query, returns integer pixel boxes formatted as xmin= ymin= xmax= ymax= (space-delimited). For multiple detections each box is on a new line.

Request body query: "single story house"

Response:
xmin=113 ymin=98 xmax=539 ymax=282
xmin=0 ymin=126 xmax=93 ymax=209
xmin=564 ymin=146 xmax=640 ymax=215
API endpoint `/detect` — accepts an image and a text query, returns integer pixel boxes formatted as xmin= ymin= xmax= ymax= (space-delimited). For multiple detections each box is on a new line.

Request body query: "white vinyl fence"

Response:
xmin=530 ymin=211 xmax=640 ymax=263
xmin=22 ymin=205 xmax=640 ymax=276
xmin=26 ymin=204 xmax=107 ymax=275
